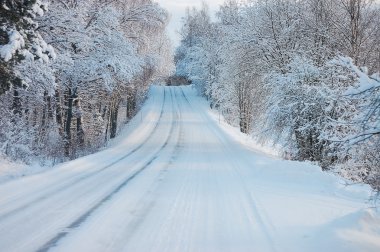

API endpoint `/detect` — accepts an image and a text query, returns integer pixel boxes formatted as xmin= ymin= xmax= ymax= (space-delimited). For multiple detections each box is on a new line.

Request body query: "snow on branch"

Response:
xmin=0 ymin=30 xmax=25 ymax=62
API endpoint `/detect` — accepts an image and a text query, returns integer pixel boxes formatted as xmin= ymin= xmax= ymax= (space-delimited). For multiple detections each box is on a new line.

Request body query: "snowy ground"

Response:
xmin=0 ymin=86 xmax=379 ymax=252
xmin=0 ymin=155 xmax=53 ymax=185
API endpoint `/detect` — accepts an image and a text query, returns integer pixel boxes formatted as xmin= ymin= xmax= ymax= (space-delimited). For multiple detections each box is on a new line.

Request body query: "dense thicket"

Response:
xmin=0 ymin=0 xmax=173 ymax=163
xmin=176 ymin=0 xmax=380 ymax=190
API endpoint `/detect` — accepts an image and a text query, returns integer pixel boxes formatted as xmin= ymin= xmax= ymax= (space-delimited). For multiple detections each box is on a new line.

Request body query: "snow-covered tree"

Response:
xmin=0 ymin=0 xmax=173 ymax=162
xmin=325 ymin=57 xmax=380 ymax=188
xmin=176 ymin=0 xmax=380 ymax=190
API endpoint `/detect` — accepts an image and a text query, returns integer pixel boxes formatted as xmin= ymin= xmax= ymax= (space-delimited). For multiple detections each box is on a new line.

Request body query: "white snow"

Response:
xmin=31 ymin=0 xmax=46 ymax=16
xmin=2 ymin=3 xmax=10 ymax=10
xmin=0 ymin=155 xmax=46 ymax=184
xmin=0 ymin=30 xmax=25 ymax=62
xmin=340 ymin=57 xmax=380 ymax=95
xmin=20 ymin=49 xmax=35 ymax=61
xmin=200 ymin=88 xmax=281 ymax=158
xmin=0 ymin=86 xmax=378 ymax=252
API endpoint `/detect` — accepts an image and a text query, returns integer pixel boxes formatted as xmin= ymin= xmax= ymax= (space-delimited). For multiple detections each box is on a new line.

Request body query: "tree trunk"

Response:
xmin=41 ymin=91 xmax=48 ymax=131
xmin=12 ymin=89 xmax=21 ymax=117
xmin=74 ymin=93 xmax=85 ymax=148
xmin=64 ymin=87 xmax=74 ymax=157
xmin=110 ymin=106 xmax=118 ymax=139
xmin=55 ymin=90 xmax=64 ymax=135
xmin=127 ymin=88 xmax=136 ymax=119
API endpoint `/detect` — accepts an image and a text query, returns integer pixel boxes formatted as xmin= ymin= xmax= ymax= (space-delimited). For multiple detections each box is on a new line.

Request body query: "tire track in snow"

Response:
xmin=133 ymin=87 xmax=191 ymax=251
xmin=37 ymin=87 xmax=181 ymax=252
xmin=113 ymin=87 xmax=185 ymax=251
xmin=0 ymin=88 xmax=167 ymax=222
xmin=179 ymin=86 xmax=280 ymax=252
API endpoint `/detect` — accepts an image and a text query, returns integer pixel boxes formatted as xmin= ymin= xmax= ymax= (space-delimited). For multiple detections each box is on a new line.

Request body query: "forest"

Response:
xmin=0 ymin=0 xmax=173 ymax=163
xmin=175 ymin=0 xmax=380 ymax=190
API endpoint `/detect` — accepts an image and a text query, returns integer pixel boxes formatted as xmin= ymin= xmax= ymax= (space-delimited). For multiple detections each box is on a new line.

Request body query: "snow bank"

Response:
xmin=337 ymin=209 xmax=380 ymax=250
xmin=207 ymin=106 xmax=281 ymax=158
xmin=192 ymin=86 xmax=280 ymax=158
xmin=0 ymin=155 xmax=46 ymax=184
xmin=310 ymin=209 xmax=380 ymax=252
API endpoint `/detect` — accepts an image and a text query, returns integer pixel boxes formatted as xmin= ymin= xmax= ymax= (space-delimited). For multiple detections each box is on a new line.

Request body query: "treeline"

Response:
xmin=176 ymin=0 xmax=380 ymax=190
xmin=0 ymin=0 xmax=173 ymax=163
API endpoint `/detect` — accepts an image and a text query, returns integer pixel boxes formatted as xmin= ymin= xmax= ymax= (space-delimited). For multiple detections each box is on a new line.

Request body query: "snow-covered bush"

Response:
xmin=325 ymin=57 xmax=380 ymax=189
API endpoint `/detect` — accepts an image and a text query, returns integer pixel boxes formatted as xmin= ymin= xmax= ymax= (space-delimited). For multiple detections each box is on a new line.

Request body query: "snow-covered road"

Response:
xmin=0 ymin=86 xmax=379 ymax=252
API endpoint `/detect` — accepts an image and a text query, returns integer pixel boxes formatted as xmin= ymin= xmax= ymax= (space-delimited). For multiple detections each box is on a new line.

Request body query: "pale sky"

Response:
xmin=155 ymin=0 xmax=225 ymax=48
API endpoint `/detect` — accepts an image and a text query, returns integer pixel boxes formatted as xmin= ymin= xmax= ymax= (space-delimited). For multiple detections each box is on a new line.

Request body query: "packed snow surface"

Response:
xmin=0 ymin=86 xmax=378 ymax=252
